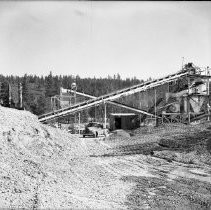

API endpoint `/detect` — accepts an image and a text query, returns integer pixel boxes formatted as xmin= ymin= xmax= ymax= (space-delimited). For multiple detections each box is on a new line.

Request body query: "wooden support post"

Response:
xmin=104 ymin=102 xmax=107 ymax=129
xmin=187 ymin=76 xmax=191 ymax=124
xmin=78 ymin=112 xmax=81 ymax=134
xmin=154 ymin=88 xmax=157 ymax=126
xmin=73 ymin=85 xmax=77 ymax=123
xmin=168 ymin=82 xmax=170 ymax=93
xmin=59 ymin=88 xmax=62 ymax=109
xmin=94 ymin=105 xmax=96 ymax=121
xmin=207 ymin=67 xmax=210 ymax=121
xmin=51 ymin=97 xmax=53 ymax=111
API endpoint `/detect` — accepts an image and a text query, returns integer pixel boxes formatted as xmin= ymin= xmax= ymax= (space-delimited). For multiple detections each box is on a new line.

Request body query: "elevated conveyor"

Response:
xmin=38 ymin=69 xmax=191 ymax=123
xmin=68 ymin=90 xmax=158 ymax=117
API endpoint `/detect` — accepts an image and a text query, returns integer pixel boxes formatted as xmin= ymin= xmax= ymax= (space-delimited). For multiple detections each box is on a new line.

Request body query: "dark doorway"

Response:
xmin=115 ymin=117 xmax=121 ymax=129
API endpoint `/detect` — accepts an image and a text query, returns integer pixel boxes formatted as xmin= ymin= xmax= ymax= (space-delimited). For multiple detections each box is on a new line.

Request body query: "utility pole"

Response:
xmin=207 ymin=67 xmax=210 ymax=121
xmin=71 ymin=79 xmax=77 ymax=125
xmin=8 ymin=83 xmax=11 ymax=107
xmin=19 ymin=83 xmax=23 ymax=109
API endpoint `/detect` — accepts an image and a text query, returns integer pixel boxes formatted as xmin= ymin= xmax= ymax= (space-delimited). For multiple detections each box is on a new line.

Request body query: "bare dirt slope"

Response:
xmin=0 ymin=106 xmax=211 ymax=209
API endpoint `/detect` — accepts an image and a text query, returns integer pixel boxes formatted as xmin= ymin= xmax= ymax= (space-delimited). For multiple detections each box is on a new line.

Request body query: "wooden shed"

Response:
xmin=109 ymin=113 xmax=140 ymax=131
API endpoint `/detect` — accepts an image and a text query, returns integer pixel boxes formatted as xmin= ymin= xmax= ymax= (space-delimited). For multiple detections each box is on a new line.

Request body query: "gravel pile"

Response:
xmin=0 ymin=106 xmax=89 ymax=208
xmin=0 ymin=107 xmax=132 ymax=209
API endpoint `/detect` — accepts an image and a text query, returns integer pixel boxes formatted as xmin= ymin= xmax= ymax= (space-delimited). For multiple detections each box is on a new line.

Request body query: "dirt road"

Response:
xmin=35 ymin=135 xmax=211 ymax=209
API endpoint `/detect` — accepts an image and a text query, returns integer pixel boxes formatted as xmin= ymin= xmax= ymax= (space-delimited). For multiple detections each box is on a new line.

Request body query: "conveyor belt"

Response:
xmin=38 ymin=70 xmax=189 ymax=122
xmin=68 ymin=90 xmax=158 ymax=117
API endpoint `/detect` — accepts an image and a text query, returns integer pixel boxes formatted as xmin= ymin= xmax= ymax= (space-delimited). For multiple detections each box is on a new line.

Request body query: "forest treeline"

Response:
xmin=0 ymin=72 xmax=151 ymax=116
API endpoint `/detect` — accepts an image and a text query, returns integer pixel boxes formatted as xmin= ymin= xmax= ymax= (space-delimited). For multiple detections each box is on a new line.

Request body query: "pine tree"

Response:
xmin=45 ymin=71 xmax=55 ymax=97
xmin=22 ymin=74 xmax=30 ymax=110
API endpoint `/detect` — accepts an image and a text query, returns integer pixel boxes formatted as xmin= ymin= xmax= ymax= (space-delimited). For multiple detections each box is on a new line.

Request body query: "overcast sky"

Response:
xmin=0 ymin=1 xmax=210 ymax=80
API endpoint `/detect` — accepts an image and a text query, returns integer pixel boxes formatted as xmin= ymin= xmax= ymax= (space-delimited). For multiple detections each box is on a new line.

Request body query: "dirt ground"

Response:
xmin=103 ymin=123 xmax=211 ymax=209
xmin=0 ymin=106 xmax=211 ymax=209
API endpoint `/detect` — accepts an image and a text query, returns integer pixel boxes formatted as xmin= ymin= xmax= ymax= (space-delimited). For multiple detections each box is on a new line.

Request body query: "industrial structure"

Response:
xmin=37 ymin=63 xmax=210 ymax=129
xmin=33 ymin=63 xmax=207 ymax=130
xmin=2 ymin=63 xmax=209 ymax=131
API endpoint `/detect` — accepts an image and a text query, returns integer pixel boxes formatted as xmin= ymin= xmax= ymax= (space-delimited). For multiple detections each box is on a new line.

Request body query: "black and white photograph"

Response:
xmin=0 ymin=0 xmax=211 ymax=209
